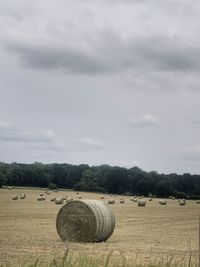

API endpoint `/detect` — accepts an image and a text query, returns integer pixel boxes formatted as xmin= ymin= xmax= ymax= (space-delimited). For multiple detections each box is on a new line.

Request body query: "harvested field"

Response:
xmin=0 ymin=187 xmax=199 ymax=266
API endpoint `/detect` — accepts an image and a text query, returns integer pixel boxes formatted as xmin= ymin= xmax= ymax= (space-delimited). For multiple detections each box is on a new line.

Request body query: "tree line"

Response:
xmin=0 ymin=162 xmax=200 ymax=198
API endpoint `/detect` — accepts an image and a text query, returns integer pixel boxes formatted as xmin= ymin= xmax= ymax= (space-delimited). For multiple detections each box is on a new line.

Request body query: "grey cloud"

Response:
xmin=5 ymin=40 xmax=110 ymax=74
xmin=0 ymin=120 xmax=54 ymax=143
xmin=126 ymin=114 xmax=160 ymax=127
xmin=4 ymin=33 xmax=200 ymax=74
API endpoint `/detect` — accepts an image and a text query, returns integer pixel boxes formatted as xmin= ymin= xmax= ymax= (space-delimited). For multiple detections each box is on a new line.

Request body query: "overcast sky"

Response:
xmin=1 ymin=0 xmax=200 ymax=174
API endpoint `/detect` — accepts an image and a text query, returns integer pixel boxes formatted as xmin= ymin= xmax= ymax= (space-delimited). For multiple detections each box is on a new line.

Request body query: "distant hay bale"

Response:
xmin=159 ymin=200 xmax=167 ymax=205
xmin=172 ymin=197 xmax=175 ymax=200
xmin=133 ymin=198 xmax=138 ymax=202
xmin=50 ymin=197 xmax=56 ymax=202
xmin=37 ymin=196 xmax=43 ymax=201
xmin=138 ymin=199 xmax=146 ymax=207
xmin=179 ymin=200 xmax=186 ymax=206
xmin=56 ymin=199 xmax=115 ymax=242
xmin=196 ymin=200 xmax=200 ymax=204
xmin=41 ymin=196 xmax=46 ymax=201
xmin=101 ymin=196 xmax=105 ymax=199
xmin=78 ymin=196 xmax=82 ymax=199
xmin=53 ymin=190 xmax=58 ymax=193
xmin=76 ymin=192 xmax=79 ymax=194
xmin=66 ymin=197 xmax=73 ymax=203
xmin=20 ymin=193 xmax=26 ymax=199
xmin=55 ymin=198 xmax=64 ymax=205
xmin=148 ymin=198 xmax=152 ymax=201
xmin=12 ymin=195 xmax=18 ymax=200
xmin=114 ymin=194 xmax=118 ymax=197
xmin=63 ymin=196 xmax=67 ymax=200
xmin=8 ymin=186 xmax=12 ymax=190
xmin=108 ymin=199 xmax=115 ymax=204
xmin=130 ymin=197 xmax=134 ymax=202
xmin=39 ymin=193 xmax=44 ymax=196
xmin=119 ymin=198 xmax=125 ymax=204
xmin=46 ymin=191 xmax=50 ymax=195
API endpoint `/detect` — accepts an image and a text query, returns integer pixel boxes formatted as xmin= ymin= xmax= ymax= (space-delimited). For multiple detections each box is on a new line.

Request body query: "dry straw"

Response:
xmin=138 ymin=199 xmax=146 ymax=207
xmin=12 ymin=195 xmax=18 ymax=200
xmin=56 ymin=199 xmax=115 ymax=242
xmin=55 ymin=198 xmax=64 ymax=205
xmin=108 ymin=199 xmax=115 ymax=204
xmin=20 ymin=193 xmax=26 ymax=199
xmin=179 ymin=199 xmax=186 ymax=206
xmin=159 ymin=200 xmax=167 ymax=205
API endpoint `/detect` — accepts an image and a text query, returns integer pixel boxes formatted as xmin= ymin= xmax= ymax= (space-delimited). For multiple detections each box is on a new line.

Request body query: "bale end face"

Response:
xmin=56 ymin=200 xmax=115 ymax=243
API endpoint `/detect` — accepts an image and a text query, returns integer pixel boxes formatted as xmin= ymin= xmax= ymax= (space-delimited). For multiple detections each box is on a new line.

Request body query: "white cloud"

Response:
xmin=0 ymin=120 xmax=54 ymax=143
xmin=126 ymin=114 xmax=160 ymax=127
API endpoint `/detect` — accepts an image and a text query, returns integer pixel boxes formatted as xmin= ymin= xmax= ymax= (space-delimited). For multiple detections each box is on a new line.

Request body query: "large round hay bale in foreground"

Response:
xmin=56 ymin=200 xmax=115 ymax=242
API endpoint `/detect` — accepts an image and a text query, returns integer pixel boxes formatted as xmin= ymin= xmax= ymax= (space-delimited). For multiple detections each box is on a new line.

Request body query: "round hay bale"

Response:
xmin=8 ymin=186 xmax=12 ymax=190
xmin=138 ymin=199 xmax=146 ymax=207
xmin=179 ymin=200 xmax=186 ymax=206
xmin=130 ymin=197 xmax=134 ymax=202
xmin=119 ymin=199 xmax=125 ymax=204
xmin=66 ymin=197 xmax=73 ymax=203
xmin=76 ymin=192 xmax=79 ymax=194
xmin=12 ymin=195 xmax=18 ymax=200
xmin=78 ymin=196 xmax=82 ymax=199
xmin=37 ymin=196 xmax=43 ymax=201
xmin=50 ymin=197 xmax=56 ymax=202
xmin=108 ymin=199 xmax=115 ymax=204
xmin=46 ymin=191 xmax=50 ymax=195
xmin=53 ymin=190 xmax=58 ymax=193
xmin=55 ymin=198 xmax=64 ymax=205
xmin=196 ymin=200 xmax=200 ymax=204
xmin=148 ymin=198 xmax=152 ymax=201
xmin=133 ymin=198 xmax=138 ymax=202
xmin=56 ymin=199 xmax=115 ymax=242
xmin=39 ymin=193 xmax=44 ymax=196
xmin=20 ymin=193 xmax=26 ymax=199
xmin=100 ymin=196 xmax=105 ymax=199
xmin=159 ymin=200 xmax=167 ymax=205
xmin=41 ymin=196 xmax=46 ymax=201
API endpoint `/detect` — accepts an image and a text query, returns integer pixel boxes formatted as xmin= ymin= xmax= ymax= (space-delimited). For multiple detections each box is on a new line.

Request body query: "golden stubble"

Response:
xmin=0 ymin=188 xmax=199 ymax=265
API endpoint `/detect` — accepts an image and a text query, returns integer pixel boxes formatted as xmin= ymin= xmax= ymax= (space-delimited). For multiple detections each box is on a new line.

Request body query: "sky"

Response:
xmin=0 ymin=0 xmax=200 ymax=174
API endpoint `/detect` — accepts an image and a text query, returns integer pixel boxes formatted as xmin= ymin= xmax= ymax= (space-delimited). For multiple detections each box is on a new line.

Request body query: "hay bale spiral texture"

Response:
xmin=56 ymin=199 xmax=115 ymax=242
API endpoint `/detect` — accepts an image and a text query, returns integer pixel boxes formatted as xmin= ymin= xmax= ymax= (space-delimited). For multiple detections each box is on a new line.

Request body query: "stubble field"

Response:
xmin=0 ymin=187 xmax=199 ymax=266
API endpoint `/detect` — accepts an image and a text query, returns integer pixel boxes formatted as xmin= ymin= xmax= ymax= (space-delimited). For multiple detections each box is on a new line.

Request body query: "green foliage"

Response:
xmin=48 ymin=183 xmax=57 ymax=190
xmin=1 ymin=161 xmax=200 ymax=198
xmin=0 ymin=171 xmax=7 ymax=188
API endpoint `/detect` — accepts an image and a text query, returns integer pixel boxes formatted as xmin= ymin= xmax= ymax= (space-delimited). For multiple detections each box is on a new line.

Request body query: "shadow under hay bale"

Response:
xmin=56 ymin=199 xmax=115 ymax=242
